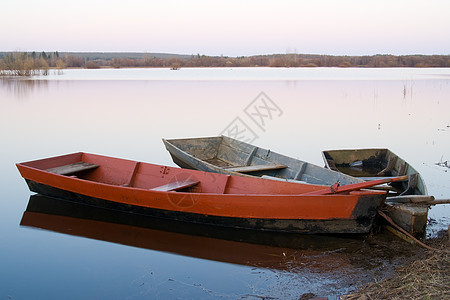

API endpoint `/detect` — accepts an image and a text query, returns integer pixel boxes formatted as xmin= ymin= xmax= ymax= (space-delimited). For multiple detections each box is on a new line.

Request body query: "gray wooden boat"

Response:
xmin=163 ymin=136 xmax=362 ymax=186
xmin=322 ymin=148 xmax=429 ymax=237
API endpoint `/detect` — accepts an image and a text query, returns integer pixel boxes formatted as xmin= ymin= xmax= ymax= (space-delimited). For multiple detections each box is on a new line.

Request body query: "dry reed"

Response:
xmin=342 ymin=236 xmax=449 ymax=300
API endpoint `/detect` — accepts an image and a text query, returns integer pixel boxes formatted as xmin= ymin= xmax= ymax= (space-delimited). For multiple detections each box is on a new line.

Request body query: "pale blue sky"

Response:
xmin=2 ymin=0 xmax=449 ymax=56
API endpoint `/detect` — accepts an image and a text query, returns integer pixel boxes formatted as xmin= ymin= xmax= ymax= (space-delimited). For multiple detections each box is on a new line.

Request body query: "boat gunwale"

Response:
xmin=17 ymin=156 xmax=384 ymax=198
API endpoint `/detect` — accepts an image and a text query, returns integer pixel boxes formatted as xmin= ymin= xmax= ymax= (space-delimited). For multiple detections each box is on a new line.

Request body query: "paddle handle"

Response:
xmin=427 ymin=199 xmax=450 ymax=205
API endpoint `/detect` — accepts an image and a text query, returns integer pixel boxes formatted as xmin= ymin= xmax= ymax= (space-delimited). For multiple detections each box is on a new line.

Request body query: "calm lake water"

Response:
xmin=1 ymin=68 xmax=449 ymax=299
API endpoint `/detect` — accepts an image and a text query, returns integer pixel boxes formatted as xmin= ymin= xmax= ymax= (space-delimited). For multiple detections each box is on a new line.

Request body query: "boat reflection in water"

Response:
xmin=20 ymin=195 xmax=373 ymax=271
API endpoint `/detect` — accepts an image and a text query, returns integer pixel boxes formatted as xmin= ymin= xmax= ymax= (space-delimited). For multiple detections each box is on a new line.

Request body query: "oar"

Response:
xmin=387 ymin=195 xmax=450 ymax=205
xmin=386 ymin=195 xmax=435 ymax=203
xmin=430 ymin=199 xmax=450 ymax=205
xmin=302 ymin=175 xmax=409 ymax=195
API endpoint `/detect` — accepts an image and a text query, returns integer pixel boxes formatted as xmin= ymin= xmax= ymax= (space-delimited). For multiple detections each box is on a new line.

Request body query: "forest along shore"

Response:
xmin=1 ymin=52 xmax=450 ymax=75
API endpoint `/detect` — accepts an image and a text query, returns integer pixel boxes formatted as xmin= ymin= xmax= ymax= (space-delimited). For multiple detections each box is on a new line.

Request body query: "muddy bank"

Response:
xmin=341 ymin=230 xmax=449 ymax=300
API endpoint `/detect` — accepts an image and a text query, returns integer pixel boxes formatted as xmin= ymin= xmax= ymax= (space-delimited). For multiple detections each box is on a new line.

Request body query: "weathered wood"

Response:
xmin=46 ymin=162 xmax=99 ymax=175
xmin=400 ymin=173 xmax=418 ymax=195
xmin=151 ymin=179 xmax=199 ymax=192
xmin=398 ymin=161 xmax=409 ymax=176
xmin=322 ymin=148 xmax=428 ymax=197
xmin=384 ymin=202 xmax=429 ymax=236
xmin=430 ymin=199 xmax=450 ymax=205
xmin=387 ymin=195 xmax=435 ymax=203
xmin=217 ymin=143 xmax=249 ymax=166
xmin=378 ymin=210 xmax=436 ymax=250
xmin=164 ymin=136 xmax=363 ymax=186
xmin=261 ymin=175 xmax=308 ymax=184
xmin=387 ymin=196 xmax=450 ymax=206
xmin=244 ymin=147 xmax=258 ymax=166
xmin=384 ymin=225 xmax=417 ymax=245
xmin=377 ymin=155 xmax=397 ymax=176
xmin=294 ymin=163 xmax=306 ymax=180
xmin=359 ymin=176 xmax=402 ymax=181
xmin=325 ymin=159 xmax=339 ymax=171
xmin=226 ymin=164 xmax=287 ymax=173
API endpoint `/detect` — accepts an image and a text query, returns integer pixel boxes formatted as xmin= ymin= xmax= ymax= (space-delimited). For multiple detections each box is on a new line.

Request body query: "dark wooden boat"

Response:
xmin=16 ymin=152 xmax=387 ymax=234
xmin=163 ymin=136 xmax=362 ymax=186
xmin=322 ymin=148 xmax=427 ymax=196
xmin=322 ymin=148 xmax=429 ymax=237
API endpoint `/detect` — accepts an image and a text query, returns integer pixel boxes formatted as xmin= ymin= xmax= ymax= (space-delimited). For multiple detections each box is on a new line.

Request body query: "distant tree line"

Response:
xmin=1 ymin=51 xmax=449 ymax=76
xmin=60 ymin=53 xmax=450 ymax=69
xmin=0 ymin=51 xmax=64 ymax=76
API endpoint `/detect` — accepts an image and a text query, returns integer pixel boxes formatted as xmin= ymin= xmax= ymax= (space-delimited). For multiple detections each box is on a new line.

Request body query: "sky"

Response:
xmin=2 ymin=0 xmax=449 ymax=56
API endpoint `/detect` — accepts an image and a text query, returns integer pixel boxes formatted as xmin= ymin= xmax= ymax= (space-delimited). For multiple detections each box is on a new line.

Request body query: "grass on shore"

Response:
xmin=342 ymin=234 xmax=449 ymax=300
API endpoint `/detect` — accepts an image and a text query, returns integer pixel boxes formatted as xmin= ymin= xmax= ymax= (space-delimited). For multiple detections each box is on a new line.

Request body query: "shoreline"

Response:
xmin=342 ymin=230 xmax=449 ymax=299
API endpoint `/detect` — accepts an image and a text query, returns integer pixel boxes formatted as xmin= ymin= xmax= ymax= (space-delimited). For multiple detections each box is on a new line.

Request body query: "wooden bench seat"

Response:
xmin=46 ymin=162 xmax=99 ymax=175
xmin=261 ymin=175 xmax=308 ymax=184
xmin=225 ymin=163 xmax=287 ymax=173
xmin=359 ymin=176 xmax=402 ymax=181
xmin=151 ymin=179 xmax=200 ymax=192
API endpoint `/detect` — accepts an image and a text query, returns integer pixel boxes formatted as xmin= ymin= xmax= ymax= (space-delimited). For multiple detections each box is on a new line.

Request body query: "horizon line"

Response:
xmin=1 ymin=50 xmax=449 ymax=57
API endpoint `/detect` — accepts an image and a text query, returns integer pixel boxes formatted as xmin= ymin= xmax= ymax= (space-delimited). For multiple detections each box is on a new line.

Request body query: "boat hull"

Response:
xmin=25 ymin=179 xmax=382 ymax=234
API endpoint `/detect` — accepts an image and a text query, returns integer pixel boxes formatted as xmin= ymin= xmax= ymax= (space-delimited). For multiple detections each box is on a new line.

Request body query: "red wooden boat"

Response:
xmin=16 ymin=152 xmax=387 ymax=234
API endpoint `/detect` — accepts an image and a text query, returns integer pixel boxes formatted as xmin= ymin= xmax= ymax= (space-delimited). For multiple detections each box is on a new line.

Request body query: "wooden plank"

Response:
xmin=46 ymin=162 xmax=99 ymax=175
xmin=216 ymin=175 xmax=230 ymax=194
xmin=226 ymin=163 xmax=287 ymax=173
xmin=261 ymin=175 xmax=308 ymax=184
xmin=123 ymin=162 xmax=140 ymax=187
xmin=378 ymin=210 xmax=436 ymax=250
xmin=151 ymin=179 xmax=200 ymax=192
xmin=398 ymin=162 xmax=409 ymax=176
xmin=400 ymin=173 xmax=418 ymax=195
xmin=377 ymin=155 xmax=397 ymax=176
xmin=359 ymin=176 xmax=402 ymax=181
xmin=387 ymin=195 xmax=434 ymax=203
xmin=244 ymin=147 xmax=258 ymax=166
xmin=384 ymin=225 xmax=416 ymax=244
xmin=294 ymin=163 xmax=307 ymax=180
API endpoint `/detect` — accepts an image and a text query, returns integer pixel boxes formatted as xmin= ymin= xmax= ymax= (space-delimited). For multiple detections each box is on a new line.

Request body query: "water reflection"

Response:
xmin=0 ymin=78 xmax=48 ymax=99
xmin=3 ymin=68 xmax=449 ymax=299
xmin=21 ymin=195 xmax=417 ymax=274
